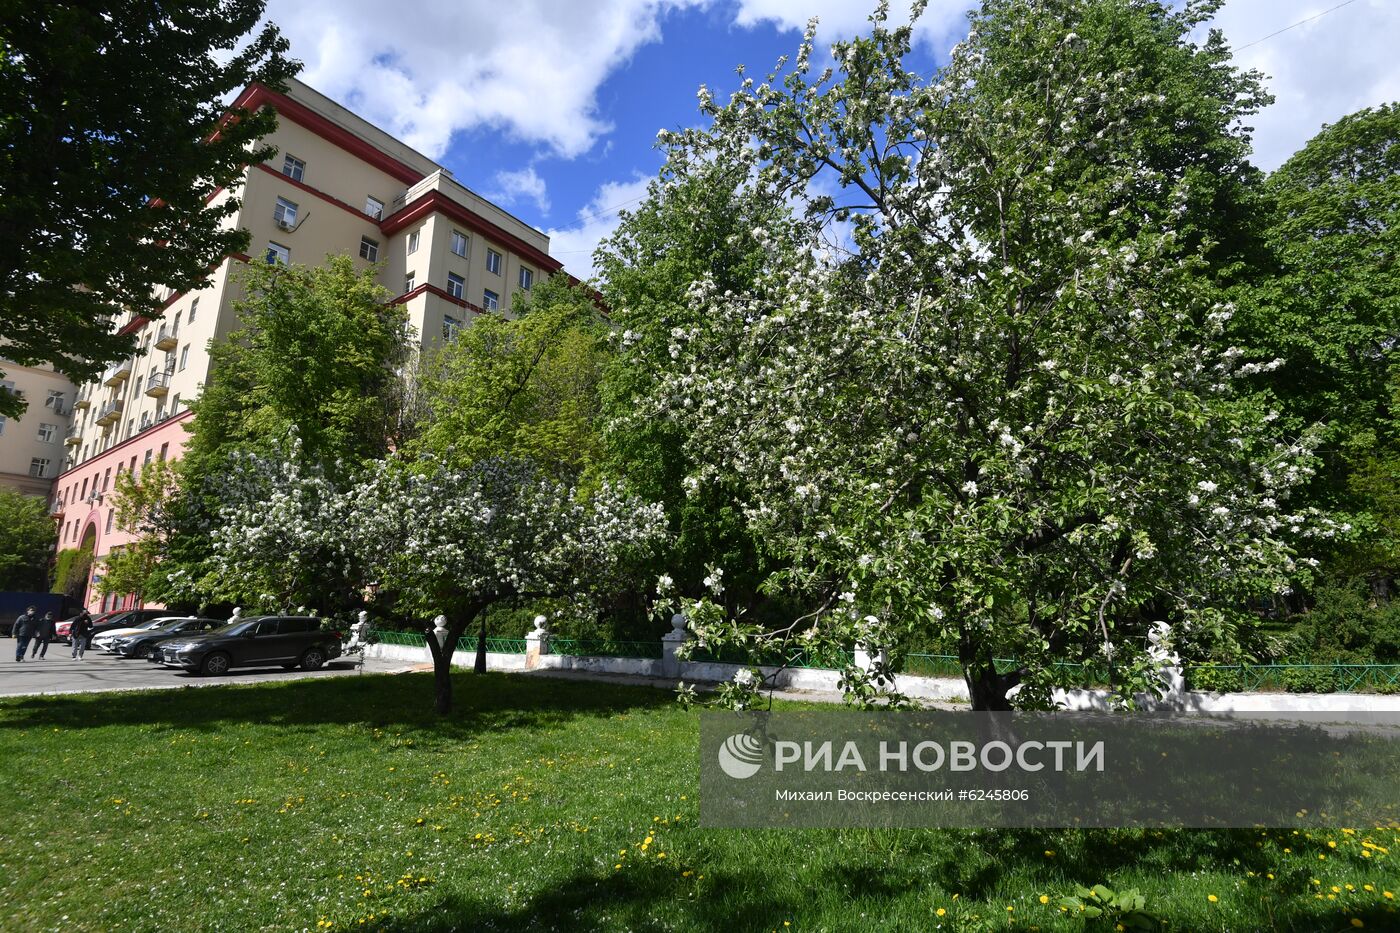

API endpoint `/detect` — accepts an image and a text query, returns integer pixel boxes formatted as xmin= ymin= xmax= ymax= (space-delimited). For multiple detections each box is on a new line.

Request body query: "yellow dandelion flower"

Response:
xmin=1207 ymin=894 xmax=1218 ymax=903
xmin=1351 ymin=919 xmax=1364 ymax=928
xmin=1039 ymin=895 xmax=1049 ymax=905
xmin=936 ymin=908 xmax=946 ymax=917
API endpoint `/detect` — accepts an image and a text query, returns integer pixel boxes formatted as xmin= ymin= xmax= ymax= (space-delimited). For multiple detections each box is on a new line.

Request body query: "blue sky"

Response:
xmin=261 ymin=0 xmax=1400 ymax=278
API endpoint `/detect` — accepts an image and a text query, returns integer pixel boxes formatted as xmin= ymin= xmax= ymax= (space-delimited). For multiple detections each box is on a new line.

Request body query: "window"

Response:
xmin=106 ymin=511 xmax=114 ymax=533
xmin=407 ymin=231 xmax=420 ymax=254
xmin=173 ymin=311 xmax=182 ymax=334
xmin=0 ymin=415 xmax=6 ymax=436
xmin=364 ymin=196 xmax=384 ymax=220
xmin=518 ymin=267 xmax=534 ymax=290
xmin=45 ymin=389 xmax=66 ymax=414
xmin=451 ymin=230 xmax=468 ymax=257
xmin=80 ymin=478 xmax=89 ymax=499
xmin=359 ymin=236 xmax=379 ymax=262
xmin=282 ymin=154 xmax=305 ymax=181
xmin=446 ymin=273 xmax=465 ymax=300
xmin=442 ymin=314 xmax=464 ymax=342
xmin=486 ymin=249 xmax=502 ymax=275
xmin=482 ymin=289 xmax=500 ymax=311
xmin=189 ymin=297 xmax=199 ymax=324
xmin=265 ymin=241 xmax=290 ymax=265
xmin=124 ymin=419 xmax=133 ymax=439
xmin=159 ymin=443 xmax=169 ymax=461
xmin=273 ymin=197 xmax=298 ymax=228
xmin=179 ymin=345 xmax=190 ymax=371
xmin=404 ymin=272 xmax=416 ymax=294
xmin=29 ymin=458 xmax=50 ymax=478
xmin=103 ymin=468 xmax=111 ymax=491
xmin=143 ymin=449 xmax=153 ymax=467
xmin=171 ymin=393 xmax=180 ymax=413
xmin=37 ymin=422 xmax=57 ymax=443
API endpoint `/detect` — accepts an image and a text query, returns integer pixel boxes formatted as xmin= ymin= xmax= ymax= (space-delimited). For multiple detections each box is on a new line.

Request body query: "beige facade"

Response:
xmin=0 ymin=361 xmax=77 ymax=498
xmin=51 ymin=78 xmax=565 ymax=610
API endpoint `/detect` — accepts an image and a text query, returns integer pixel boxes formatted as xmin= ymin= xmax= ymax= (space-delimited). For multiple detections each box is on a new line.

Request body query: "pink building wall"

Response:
xmin=49 ymin=410 xmax=193 ymax=612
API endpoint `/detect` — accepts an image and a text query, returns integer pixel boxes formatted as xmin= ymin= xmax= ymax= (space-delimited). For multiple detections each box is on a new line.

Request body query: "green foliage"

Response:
xmin=186 ymin=255 xmax=410 ymax=474
xmin=0 ymin=1 xmax=297 ymax=419
xmin=408 ymin=276 xmax=608 ymax=477
xmin=1060 ymin=883 xmax=1160 ymax=929
xmin=596 ymin=153 xmax=796 ymax=609
xmin=0 ymin=489 xmax=55 ymax=590
xmin=1236 ymin=103 xmax=1400 ymax=585
xmin=50 ymin=544 xmax=92 ymax=599
xmin=1282 ymin=580 xmax=1400 ymax=664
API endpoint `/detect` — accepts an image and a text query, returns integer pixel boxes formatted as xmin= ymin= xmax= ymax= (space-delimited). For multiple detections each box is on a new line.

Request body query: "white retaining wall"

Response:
xmin=364 ymin=642 xmax=1400 ymax=711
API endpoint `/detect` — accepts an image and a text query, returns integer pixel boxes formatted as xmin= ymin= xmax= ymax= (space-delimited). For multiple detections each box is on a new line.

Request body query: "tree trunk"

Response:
xmin=960 ymin=633 xmax=1020 ymax=711
xmin=425 ymin=607 xmax=479 ymax=716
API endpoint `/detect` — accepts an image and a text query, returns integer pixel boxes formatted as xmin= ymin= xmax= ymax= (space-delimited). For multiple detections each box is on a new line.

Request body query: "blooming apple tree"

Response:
xmin=643 ymin=1 xmax=1330 ymax=709
xmin=199 ymin=440 xmax=668 ymax=714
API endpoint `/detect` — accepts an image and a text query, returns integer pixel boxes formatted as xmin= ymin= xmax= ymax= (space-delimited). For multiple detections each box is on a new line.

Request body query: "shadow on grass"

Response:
xmin=0 ymin=671 xmax=676 ymax=740
xmin=372 ymin=830 xmax=1396 ymax=933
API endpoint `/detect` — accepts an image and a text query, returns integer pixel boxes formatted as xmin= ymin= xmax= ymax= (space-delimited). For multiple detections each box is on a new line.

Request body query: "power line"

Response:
xmin=1236 ymin=0 xmax=1359 ymax=51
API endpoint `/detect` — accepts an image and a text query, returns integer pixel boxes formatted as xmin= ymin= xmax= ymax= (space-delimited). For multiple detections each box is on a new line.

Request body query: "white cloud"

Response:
xmin=546 ymin=173 xmax=654 ymax=280
xmin=731 ymin=0 xmax=974 ymax=49
xmin=263 ymin=0 xmax=703 ymax=160
xmin=1207 ymin=0 xmax=1400 ymax=171
xmin=487 ymin=167 xmax=550 ymax=215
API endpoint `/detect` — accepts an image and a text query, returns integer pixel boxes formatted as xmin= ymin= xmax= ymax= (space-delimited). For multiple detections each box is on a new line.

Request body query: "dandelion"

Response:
xmin=1207 ymin=894 xmax=1218 ymax=903
xmin=1039 ymin=895 xmax=1049 ymax=904
xmin=936 ymin=908 xmax=946 ymax=917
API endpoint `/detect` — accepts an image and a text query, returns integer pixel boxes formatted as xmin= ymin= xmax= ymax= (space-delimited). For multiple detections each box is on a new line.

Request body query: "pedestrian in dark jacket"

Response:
xmin=13 ymin=607 xmax=38 ymax=662
xmin=30 ymin=612 xmax=57 ymax=659
xmin=70 ymin=611 xmax=94 ymax=659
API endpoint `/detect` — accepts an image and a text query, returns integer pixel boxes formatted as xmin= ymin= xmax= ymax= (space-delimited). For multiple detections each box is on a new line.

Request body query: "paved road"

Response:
xmin=0 ymin=643 xmax=407 ymax=697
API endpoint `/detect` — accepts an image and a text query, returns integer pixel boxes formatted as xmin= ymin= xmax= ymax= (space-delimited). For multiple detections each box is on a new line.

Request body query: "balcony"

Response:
xmin=103 ymin=359 xmax=132 ymax=387
xmin=95 ymin=399 xmax=124 ymax=426
xmin=73 ymin=395 xmax=90 ymax=410
xmin=154 ymin=323 xmax=178 ymax=351
xmin=144 ymin=371 xmax=170 ymax=397
xmin=64 ymin=425 xmax=81 ymax=446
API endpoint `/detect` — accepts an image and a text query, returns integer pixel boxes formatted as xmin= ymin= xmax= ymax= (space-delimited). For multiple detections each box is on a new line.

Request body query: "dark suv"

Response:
xmin=155 ymin=616 xmax=342 ymax=676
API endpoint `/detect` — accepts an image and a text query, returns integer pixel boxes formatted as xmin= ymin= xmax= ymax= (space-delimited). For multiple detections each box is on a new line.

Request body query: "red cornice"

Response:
xmin=391 ymin=282 xmax=486 ymax=315
xmin=51 ymin=409 xmax=196 ymax=484
xmin=380 ymin=189 xmax=562 ymax=274
xmin=255 ymin=162 xmax=375 ymax=223
xmin=235 ymin=83 xmax=423 ymax=185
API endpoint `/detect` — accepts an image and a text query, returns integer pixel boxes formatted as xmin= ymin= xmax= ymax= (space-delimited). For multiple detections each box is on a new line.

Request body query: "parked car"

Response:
xmin=92 ymin=616 xmax=190 ymax=653
xmin=85 ymin=609 xmax=173 ymax=644
xmin=115 ymin=617 xmax=225 ymax=658
xmin=155 ymin=616 xmax=342 ymax=675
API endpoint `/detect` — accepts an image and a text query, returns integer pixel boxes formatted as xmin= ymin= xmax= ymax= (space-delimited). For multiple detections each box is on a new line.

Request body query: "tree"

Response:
xmin=0 ymin=1 xmax=297 ymax=419
xmin=154 ymin=256 xmax=411 ymax=612
xmin=96 ymin=459 xmax=182 ymax=605
xmin=409 ymin=276 xmax=609 ymax=477
xmin=596 ymin=156 xmax=802 ymax=615
xmin=0 ymin=489 xmax=54 ymax=590
xmin=1236 ymin=103 xmax=1400 ymax=595
xmin=642 ymin=0 xmax=1323 ymax=709
xmin=202 ymin=447 xmax=667 ymax=714
xmin=185 ymin=256 xmax=411 ymax=473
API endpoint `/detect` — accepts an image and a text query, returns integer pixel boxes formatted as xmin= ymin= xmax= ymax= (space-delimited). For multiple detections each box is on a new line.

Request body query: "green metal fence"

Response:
xmin=549 ymin=639 xmax=665 ymax=660
xmin=374 ymin=630 xmax=427 ymax=647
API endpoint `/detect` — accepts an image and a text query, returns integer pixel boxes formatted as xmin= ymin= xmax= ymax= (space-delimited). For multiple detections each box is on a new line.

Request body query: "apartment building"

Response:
xmin=50 ymin=77 xmax=565 ymax=612
xmin=0 ymin=361 xmax=77 ymax=497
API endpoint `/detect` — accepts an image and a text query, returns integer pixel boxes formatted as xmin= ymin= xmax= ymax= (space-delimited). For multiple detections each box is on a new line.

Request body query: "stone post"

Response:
xmin=525 ymin=615 xmax=551 ymax=670
xmin=661 ymin=612 xmax=691 ymax=679
xmin=432 ymin=614 xmax=450 ymax=664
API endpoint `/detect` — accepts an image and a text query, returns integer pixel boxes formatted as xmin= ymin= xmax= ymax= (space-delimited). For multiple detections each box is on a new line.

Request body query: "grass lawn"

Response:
xmin=1 ymin=672 xmax=1396 ymax=932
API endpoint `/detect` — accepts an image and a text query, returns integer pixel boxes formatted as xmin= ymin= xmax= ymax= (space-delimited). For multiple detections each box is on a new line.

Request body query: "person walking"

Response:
xmin=70 ymin=610 xmax=94 ymax=660
xmin=12 ymin=606 xmax=38 ymax=662
xmin=30 ymin=611 xmax=57 ymax=659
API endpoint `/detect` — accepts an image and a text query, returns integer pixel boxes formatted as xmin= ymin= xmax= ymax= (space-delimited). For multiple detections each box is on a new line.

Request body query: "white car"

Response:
xmin=92 ymin=617 xmax=189 ymax=653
